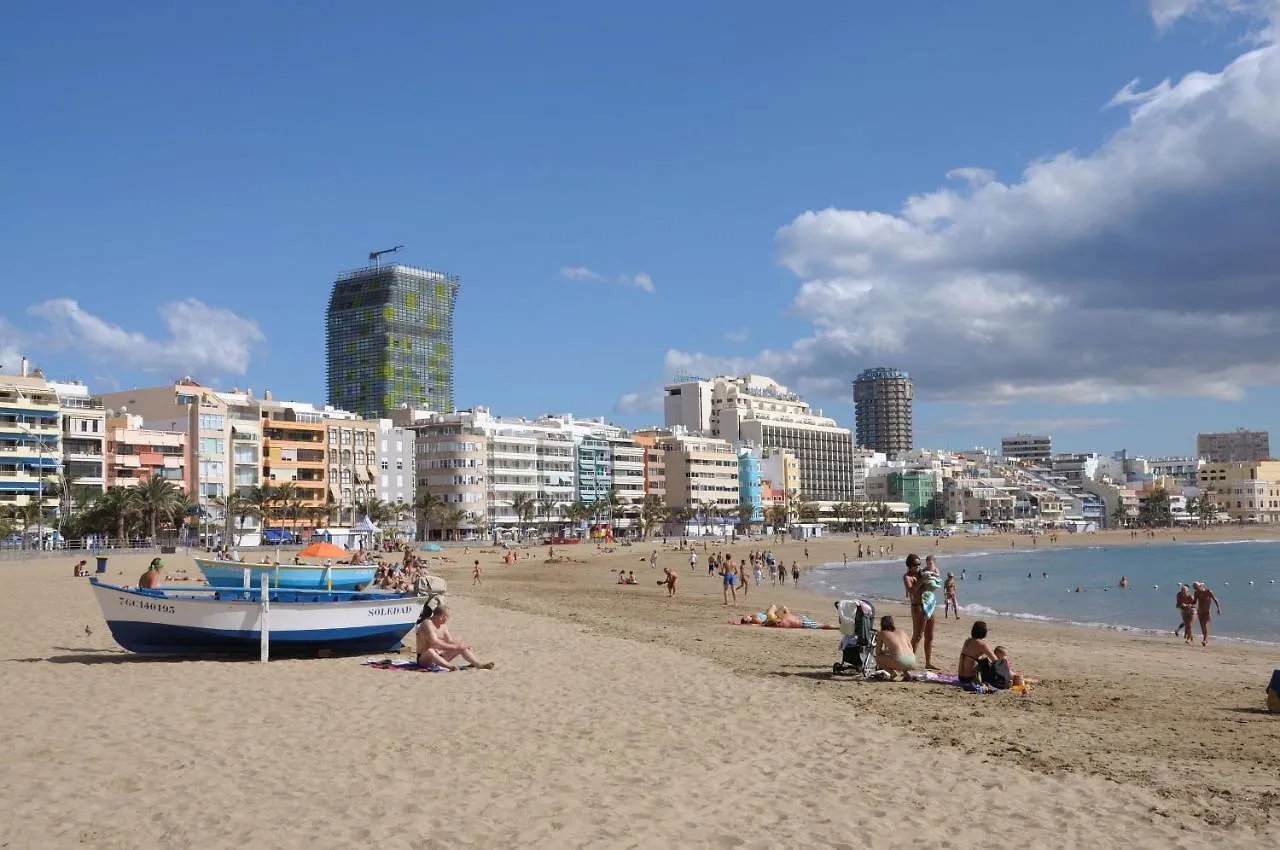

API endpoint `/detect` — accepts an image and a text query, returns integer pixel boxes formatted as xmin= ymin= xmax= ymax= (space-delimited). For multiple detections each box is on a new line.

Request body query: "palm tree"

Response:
xmin=246 ymin=484 xmax=277 ymax=534
xmin=393 ymin=500 xmax=412 ymax=537
xmin=736 ymin=502 xmax=756 ymax=533
xmin=274 ymin=482 xmax=301 ymax=532
xmin=414 ymin=490 xmax=445 ymax=541
xmin=831 ymin=501 xmax=852 ymax=532
xmin=212 ymin=493 xmax=257 ymax=546
xmin=439 ymin=507 xmax=469 ymax=541
xmin=509 ymin=492 xmax=535 ymax=538
xmin=640 ymin=494 xmax=667 ymax=539
xmin=132 ymin=477 xmax=184 ymax=542
xmin=797 ymin=501 xmax=821 ymax=524
xmin=536 ymin=494 xmax=558 ymax=537
xmin=1110 ymin=502 xmax=1129 ymax=529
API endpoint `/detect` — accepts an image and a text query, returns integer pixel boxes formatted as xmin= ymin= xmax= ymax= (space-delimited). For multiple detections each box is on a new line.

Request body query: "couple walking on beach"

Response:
xmin=1175 ymin=582 xmax=1222 ymax=646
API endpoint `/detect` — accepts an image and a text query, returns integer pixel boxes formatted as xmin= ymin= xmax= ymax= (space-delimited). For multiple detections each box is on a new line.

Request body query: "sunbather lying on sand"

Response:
xmin=736 ymin=605 xmax=834 ymax=629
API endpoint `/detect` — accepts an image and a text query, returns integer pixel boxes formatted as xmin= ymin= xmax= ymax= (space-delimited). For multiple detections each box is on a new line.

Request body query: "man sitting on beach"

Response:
xmin=874 ymin=615 xmax=916 ymax=680
xmin=415 ymin=605 xmax=495 ymax=671
xmin=139 ymin=558 xmax=163 ymax=589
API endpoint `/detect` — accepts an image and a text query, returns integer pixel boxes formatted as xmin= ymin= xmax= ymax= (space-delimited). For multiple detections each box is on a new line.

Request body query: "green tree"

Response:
xmin=212 ymin=493 xmax=257 ymax=546
xmin=797 ymin=501 xmax=821 ymax=523
xmin=132 ymin=477 xmax=184 ymax=542
xmin=1140 ymin=487 xmax=1173 ymax=527
xmin=414 ymin=490 xmax=445 ymax=541
xmin=246 ymin=484 xmax=277 ymax=533
xmin=640 ymin=494 xmax=667 ymax=539
xmin=1110 ymin=502 xmax=1129 ymax=529
xmin=510 ymin=492 xmax=536 ymax=537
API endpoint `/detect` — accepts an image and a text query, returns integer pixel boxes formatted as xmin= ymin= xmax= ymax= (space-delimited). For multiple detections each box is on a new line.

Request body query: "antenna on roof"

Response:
xmin=368 ymin=245 xmax=404 ymax=268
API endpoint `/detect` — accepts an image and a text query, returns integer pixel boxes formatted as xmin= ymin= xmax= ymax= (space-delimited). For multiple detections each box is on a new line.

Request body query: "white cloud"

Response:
xmin=0 ymin=318 xmax=27 ymax=376
xmin=559 ymin=266 xmax=656 ymax=294
xmin=1150 ymin=0 xmax=1280 ymax=37
xmin=668 ymin=34 xmax=1280 ymax=406
xmin=614 ymin=388 xmax=664 ymax=416
xmin=28 ymin=298 xmax=265 ymax=379
xmin=723 ymin=327 xmax=750 ymax=343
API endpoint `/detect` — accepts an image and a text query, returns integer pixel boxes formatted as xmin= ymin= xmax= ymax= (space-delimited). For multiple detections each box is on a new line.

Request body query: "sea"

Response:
xmin=812 ymin=539 xmax=1280 ymax=645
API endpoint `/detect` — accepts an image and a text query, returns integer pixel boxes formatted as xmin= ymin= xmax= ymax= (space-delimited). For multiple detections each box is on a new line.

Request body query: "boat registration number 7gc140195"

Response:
xmin=118 ymin=597 xmax=177 ymax=615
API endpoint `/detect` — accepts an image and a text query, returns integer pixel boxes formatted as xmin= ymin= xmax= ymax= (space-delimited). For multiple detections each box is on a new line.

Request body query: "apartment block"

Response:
xmin=0 ymin=365 xmax=61 ymax=520
xmin=1001 ymin=434 xmax=1052 ymax=464
xmin=378 ymin=419 xmax=416 ymax=530
xmin=50 ymin=380 xmax=105 ymax=498
xmin=1196 ymin=429 xmax=1270 ymax=463
xmin=638 ymin=427 xmax=739 ymax=515
xmin=664 ymin=374 xmax=855 ymax=504
xmin=944 ymin=478 xmax=1015 ymax=525
xmin=104 ymin=414 xmax=185 ymax=489
xmin=853 ymin=367 xmax=913 ymax=458
xmin=1197 ymin=460 xmax=1280 ymax=523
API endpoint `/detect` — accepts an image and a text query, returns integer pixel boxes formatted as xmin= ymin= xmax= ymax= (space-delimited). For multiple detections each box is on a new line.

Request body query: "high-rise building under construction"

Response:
xmin=853 ymin=367 xmax=913 ymax=458
xmin=326 ymin=262 xmax=460 ymax=419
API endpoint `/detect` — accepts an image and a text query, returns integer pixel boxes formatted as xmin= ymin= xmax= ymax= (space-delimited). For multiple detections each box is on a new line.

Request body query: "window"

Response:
xmin=381 ymin=460 xmax=389 ymax=470
xmin=199 ymin=414 xmax=225 ymax=431
xmin=199 ymin=437 xmax=225 ymax=457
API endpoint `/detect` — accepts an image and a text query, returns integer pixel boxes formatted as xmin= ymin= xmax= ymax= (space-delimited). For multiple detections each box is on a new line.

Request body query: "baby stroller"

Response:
xmin=832 ymin=599 xmax=877 ymax=677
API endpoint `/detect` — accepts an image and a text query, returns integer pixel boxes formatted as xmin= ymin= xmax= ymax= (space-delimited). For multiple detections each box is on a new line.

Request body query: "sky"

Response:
xmin=3 ymin=0 xmax=1279 ymax=457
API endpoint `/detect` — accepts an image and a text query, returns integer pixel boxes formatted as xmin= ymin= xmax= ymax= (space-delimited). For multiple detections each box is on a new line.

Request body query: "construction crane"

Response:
xmin=368 ymin=245 xmax=404 ymax=268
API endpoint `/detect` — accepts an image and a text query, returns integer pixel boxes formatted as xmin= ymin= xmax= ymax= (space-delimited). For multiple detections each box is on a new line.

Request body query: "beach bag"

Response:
xmin=980 ymin=658 xmax=1012 ymax=690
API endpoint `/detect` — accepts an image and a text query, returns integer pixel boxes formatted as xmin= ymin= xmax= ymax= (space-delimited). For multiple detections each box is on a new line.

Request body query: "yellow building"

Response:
xmin=1198 ymin=460 xmax=1280 ymax=523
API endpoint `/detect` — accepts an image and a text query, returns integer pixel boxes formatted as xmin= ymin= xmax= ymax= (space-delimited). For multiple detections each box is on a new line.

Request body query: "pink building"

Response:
xmin=104 ymin=414 xmax=186 ymax=490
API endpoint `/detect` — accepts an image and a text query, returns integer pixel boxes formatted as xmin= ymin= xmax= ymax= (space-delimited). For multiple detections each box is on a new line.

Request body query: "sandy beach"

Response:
xmin=1 ymin=530 xmax=1277 ymax=848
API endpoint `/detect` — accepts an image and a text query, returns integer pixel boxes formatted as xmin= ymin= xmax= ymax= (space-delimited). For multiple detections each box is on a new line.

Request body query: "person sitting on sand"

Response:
xmin=415 ymin=605 xmax=495 ymax=671
xmin=958 ymin=620 xmax=997 ymax=686
xmin=992 ymin=646 xmax=1038 ymax=686
xmin=627 ymin=570 xmax=637 ymax=585
xmin=73 ymin=559 xmax=88 ymax=577
xmin=874 ymin=615 xmax=916 ymax=680
xmin=139 ymin=558 xmax=163 ymax=589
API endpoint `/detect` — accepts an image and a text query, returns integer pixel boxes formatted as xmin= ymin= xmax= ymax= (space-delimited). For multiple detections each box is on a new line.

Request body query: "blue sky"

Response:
xmin=3 ymin=1 xmax=1278 ymax=457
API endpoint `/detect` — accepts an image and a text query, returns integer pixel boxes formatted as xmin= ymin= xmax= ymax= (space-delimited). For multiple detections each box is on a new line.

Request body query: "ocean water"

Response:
xmin=812 ymin=540 xmax=1280 ymax=645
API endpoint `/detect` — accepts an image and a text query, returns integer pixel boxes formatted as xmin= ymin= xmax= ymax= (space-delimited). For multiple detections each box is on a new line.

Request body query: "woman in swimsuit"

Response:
xmin=958 ymin=620 xmax=996 ymax=684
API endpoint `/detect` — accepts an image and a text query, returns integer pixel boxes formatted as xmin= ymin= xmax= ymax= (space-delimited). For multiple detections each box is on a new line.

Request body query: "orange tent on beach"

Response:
xmin=296 ymin=541 xmax=350 ymax=561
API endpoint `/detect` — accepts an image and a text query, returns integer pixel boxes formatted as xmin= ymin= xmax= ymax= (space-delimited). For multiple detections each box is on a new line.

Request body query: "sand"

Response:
xmin=1 ymin=532 xmax=1277 ymax=848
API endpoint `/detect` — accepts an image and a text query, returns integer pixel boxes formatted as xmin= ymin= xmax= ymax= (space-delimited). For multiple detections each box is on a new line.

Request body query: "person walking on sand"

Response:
xmin=738 ymin=560 xmax=749 ymax=598
xmin=721 ymin=557 xmax=738 ymax=605
xmin=689 ymin=550 xmax=698 ymax=573
xmin=1174 ymin=584 xmax=1195 ymax=644
xmin=472 ymin=560 xmax=482 ymax=585
xmin=1192 ymin=582 xmax=1222 ymax=646
xmin=659 ymin=567 xmax=678 ymax=597
xmin=791 ymin=562 xmax=800 ymax=587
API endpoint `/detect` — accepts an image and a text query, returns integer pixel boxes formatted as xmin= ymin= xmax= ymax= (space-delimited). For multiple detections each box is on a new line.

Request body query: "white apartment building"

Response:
xmin=378 ymin=419 xmax=416 ymax=531
xmin=664 ymin=374 xmax=856 ymax=504
xmin=636 ymin=427 xmax=739 ymax=517
xmin=49 ymin=380 xmax=106 ymax=500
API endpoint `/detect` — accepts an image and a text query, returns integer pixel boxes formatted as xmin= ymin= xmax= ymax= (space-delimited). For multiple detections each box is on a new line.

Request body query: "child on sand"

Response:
xmin=992 ymin=646 xmax=1037 ymax=686
xmin=472 ymin=560 xmax=482 ymax=585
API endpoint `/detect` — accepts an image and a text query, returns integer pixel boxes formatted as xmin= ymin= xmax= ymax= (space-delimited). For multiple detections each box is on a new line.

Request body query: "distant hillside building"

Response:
xmin=1196 ymin=429 xmax=1269 ymax=463
xmin=853 ymin=367 xmax=913 ymax=459
xmin=1001 ymin=434 xmax=1052 ymax=464
xmin=326 ymin=262 xmax=460 ymax=420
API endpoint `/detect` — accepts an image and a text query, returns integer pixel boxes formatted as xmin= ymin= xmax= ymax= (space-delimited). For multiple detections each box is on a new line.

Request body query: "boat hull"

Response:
xmin=91 ymin=580 xmax=422 ymax=657
xmin=195 ymin=559 xmax=377 ymax=591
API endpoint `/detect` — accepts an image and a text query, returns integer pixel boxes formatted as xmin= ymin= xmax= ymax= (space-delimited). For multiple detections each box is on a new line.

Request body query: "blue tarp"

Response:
xmin=421 ymin=543 xmax=443 ymax=552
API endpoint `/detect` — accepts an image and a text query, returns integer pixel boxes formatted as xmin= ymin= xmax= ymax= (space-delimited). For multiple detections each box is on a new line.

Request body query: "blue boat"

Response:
xmin=90 ymin=579 xmax=424 ymax=657
xmin=194 ymin=557 xmax=377 ymax=591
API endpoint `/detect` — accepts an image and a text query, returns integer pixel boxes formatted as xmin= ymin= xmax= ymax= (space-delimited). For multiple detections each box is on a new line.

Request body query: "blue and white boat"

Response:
xmin=194 ymin=558 xmax=377 ymax=591
xmin=90 ymin=578 xmax=423 ymax=657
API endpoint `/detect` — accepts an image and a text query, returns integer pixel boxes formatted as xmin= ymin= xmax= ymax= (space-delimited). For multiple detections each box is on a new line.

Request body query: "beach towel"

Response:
xmin=920 ymin=572 xmax=943 ymax=620
xmin=364 ymin=658 xmax=452 ymax=672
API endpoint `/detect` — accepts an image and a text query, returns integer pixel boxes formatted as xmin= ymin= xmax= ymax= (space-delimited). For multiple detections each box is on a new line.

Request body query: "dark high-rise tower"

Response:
xmin=853 ymin=367 xmax=913 ymax=458
xmin=326 ymin=263 xmax=460 ymax=419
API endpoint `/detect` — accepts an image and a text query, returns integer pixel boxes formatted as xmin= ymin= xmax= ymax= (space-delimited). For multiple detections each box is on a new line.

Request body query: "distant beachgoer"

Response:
xmin=791 ymin=562 xmax=800 ymax=587
xmin=73 ymin=559 xmax=87 ymax=577
xmin=738 ymin=562 xmax=750 ymax=598
xmin=659 ymin=568 xmax=678 ymax=596
xmin=768 ymin=561 xmax=777 ymax=585
xmin=753 ymin=562 xmax=763 ymax=586
xmin=721 ymin=558 xmax=738 ymax=605
xmin=689 ymin=551 xmax=697 ymax=572
xmin=843 ymin=553 xmax=848 ymax=566
xmin=875 ymin=615 xmax=916 ymax=680
xmin=804 ymin=547 xmax=809 ymax=561
xmin=1174 ymin=584 xmax=1195 ymax=643
xmin=1192 ymin=582 xmax=1222 ymax=646
xmin=415 ymin=605 xmax=494 ymax=671
xmin=1119 ymin=575 xmax=1128 ymax=589
xmin=472 ymin=560 xmax=482 ymax=585
xmin=139 ymin=558 xmax=163 ymax=589
xmin=943 ymin=572 xmax=959 ymax=619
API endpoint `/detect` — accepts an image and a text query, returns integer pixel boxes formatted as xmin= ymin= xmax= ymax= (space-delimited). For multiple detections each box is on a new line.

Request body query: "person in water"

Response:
xmin=874 ymin=615 xmax=916 ymax=680
xmin=415 ymin=605 xmax=495 ymax=670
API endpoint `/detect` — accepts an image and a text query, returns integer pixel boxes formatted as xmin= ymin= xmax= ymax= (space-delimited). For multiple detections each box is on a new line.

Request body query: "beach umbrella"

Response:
xmin=297 ymin=541 xmax=349 ymax=560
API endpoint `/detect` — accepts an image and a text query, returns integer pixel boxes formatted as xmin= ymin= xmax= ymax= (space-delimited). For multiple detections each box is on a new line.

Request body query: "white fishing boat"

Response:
xmin=89 ymin=578 xmax=425 ymax=657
